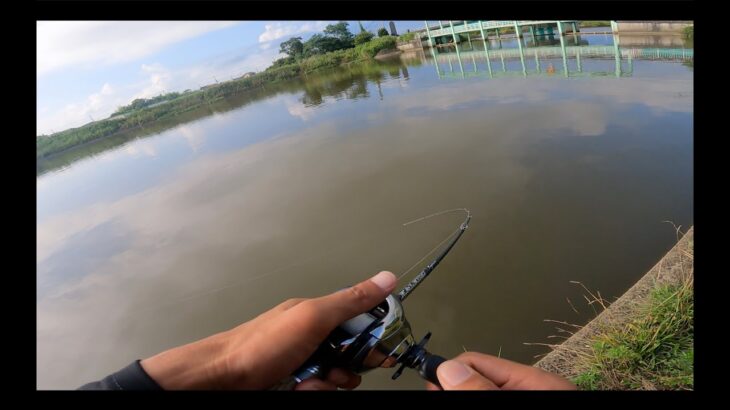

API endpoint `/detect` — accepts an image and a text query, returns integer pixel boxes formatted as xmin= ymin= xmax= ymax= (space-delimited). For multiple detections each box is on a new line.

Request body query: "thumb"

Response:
xmin=310 ymin=271 xmax=397 ymax=328
xmin=437 ymin=360 xmax=500 ymax=390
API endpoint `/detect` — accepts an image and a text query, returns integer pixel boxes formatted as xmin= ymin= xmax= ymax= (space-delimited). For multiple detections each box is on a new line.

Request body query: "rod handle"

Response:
xmin=419 ymin=354 xmax=447 ymax=388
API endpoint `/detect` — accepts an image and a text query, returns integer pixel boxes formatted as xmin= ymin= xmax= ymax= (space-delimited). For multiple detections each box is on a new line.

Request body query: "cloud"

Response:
xmin=37 ymin=21 xmax=240 ymax=75
xmin=37 ymin=63 xmax=177 ymax=135
xmin=124 ymin=141 xmax=157 ymax=158
xmin=257 ymin=21 xmax=328 ymax=44
xmin=284 ymin=96 xmax=318 ymax=121
xmin=37 ymin=44 xmax=286 ymax=135
xmin=90 ymin=83 xmax=114 ymax=108
xmin=178 ymin=124 xmax=207 ymax=153
xmin=167 ymin=46 xmax=284 ymax=89
xmin=135 ymin=63 xmax=173 ymax=99
xmin=37 ymin=82 xmax=125 ymax=135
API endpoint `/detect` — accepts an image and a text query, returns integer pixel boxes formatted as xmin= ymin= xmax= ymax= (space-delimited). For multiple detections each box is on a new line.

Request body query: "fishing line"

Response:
xmin=396 ymin=208 xmax=471 ymax=301
xmin=397 ymin=225 xmax=461 ymax=281
xmin=396 ymin=208 xmax=471 ymax=281
xmin=133 ymin=208 xmax=471 ymax=314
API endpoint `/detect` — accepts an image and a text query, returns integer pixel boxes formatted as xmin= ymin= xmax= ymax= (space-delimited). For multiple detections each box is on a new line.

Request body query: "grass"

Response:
xmin=682 ymin=26 xmax=694 ymax=40
xmin=570 ymin=234 xmax=694 ymax=390
xmin=579 ymin=21 xmax=612 ymax=28
xmin=397 ymin=32 xmax=416 ymax=42
xmin=572 ymin=274 xmax=693 ymax=390
xmin=532 ymin=226 xmax=693 ymax=390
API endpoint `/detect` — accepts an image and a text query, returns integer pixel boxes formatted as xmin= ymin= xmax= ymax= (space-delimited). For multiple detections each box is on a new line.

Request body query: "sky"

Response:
xmin=36 ymin=20 xmax=427 ymax=135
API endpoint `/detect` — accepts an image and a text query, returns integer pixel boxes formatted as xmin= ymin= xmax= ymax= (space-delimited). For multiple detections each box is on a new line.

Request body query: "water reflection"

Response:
xmin=427 ymin=32 xmax=693 ymax=79
xmin=37 ymin=32 xmax=692 ymax=178
xmin=301 ymin=68 xmax=381 ymax=106
xmin=37 ymin=62 xmax=414 ymax=177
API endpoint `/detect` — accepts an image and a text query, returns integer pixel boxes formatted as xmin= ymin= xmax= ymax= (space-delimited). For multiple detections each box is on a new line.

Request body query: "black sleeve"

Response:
xmin=78 ymin=360 xmax=163 ymax=390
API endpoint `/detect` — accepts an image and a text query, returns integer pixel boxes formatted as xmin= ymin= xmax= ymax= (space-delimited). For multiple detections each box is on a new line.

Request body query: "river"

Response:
xmin=37 ymin=31 xmax=693 ymax=389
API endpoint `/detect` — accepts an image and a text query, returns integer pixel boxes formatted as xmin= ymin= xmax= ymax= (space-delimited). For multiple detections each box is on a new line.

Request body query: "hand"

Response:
xmin=427 ymin=352 xmax=577 ymax=390
xmin=140 ymin=271 xmax=398 ymax=390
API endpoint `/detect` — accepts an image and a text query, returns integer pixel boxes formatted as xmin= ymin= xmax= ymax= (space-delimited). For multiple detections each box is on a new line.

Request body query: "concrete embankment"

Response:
xmin=396 ymin=38 xmax=423 ymax=52
xmin=534 ymin=226 xmax=694 ymax=378
xmin=616 ymin=21 xmax=692 ymax=34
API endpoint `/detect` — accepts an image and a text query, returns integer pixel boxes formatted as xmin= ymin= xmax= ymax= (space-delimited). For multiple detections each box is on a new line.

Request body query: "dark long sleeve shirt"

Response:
xmin=78 ymin=360 xmax=163 ymax=390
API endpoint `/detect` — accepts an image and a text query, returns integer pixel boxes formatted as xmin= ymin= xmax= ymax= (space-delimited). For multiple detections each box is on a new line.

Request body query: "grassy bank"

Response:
xmin=573 ymin=270 xmax=693 ymax=389
xmin=535 ymin=228 xmax=694 ymax=390
xmin=397 ymin=32 xmax=416 ymax=42
xmin=37 ymin=36 xmax=397 ymax=159
xmin=579 ymin=21 xmax=611 ymax=28
xmin=294 ymin=36 xmax=397 ymax=73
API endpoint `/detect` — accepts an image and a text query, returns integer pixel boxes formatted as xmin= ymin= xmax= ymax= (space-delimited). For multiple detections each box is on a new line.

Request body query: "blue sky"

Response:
xmin=37 ymin=20 xmax=427 ymax=135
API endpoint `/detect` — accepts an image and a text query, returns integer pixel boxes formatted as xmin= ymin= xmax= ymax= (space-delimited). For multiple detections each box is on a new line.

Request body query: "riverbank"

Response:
xmin=534 ymin=227 xmax=694 ymax=390
xmin=579 ymin=21 xmax=611 ymax=28
xmin=36 ymin=36 xmax=398 ymax=160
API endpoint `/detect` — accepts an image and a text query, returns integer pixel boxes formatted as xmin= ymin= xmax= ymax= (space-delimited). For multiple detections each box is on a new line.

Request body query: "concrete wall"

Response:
xmin=617 ymin=21 xmax=692 ymax=33
xmin=618 ymin=34 xmax=689 ymax=47
xmin=396 ymin=38 xmax=423 ymax=51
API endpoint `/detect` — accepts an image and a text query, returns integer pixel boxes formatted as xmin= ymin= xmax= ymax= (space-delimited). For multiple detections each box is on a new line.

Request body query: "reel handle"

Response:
xmin=418 ymin=353 xmax=447 ymax=388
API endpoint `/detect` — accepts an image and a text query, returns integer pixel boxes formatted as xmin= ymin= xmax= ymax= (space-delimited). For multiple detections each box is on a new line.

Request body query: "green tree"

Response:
xmin=303 ymin=33 xmax=347 ymax=56
xmin=378 ymin=27 xmax=389 ymax=37
xmin=354 ymin=31 xmax=374 ymax=45
xmin=323 ymin=22 xmax=354 ymax=48
xmin=279 ymin=37 xmax=304 ymax=58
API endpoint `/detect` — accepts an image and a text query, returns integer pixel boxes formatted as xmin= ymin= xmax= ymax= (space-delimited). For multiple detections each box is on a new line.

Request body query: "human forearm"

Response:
xmin=140 ymin=330 xmax=232 ymax=390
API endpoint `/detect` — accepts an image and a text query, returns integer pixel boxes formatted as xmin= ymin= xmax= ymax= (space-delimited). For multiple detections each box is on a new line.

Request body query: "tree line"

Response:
xmin=38 ymin=22 xmax=400 ymax=159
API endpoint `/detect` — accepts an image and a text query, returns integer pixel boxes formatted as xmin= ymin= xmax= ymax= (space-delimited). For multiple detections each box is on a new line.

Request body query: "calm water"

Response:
xmin=37 ymin=33 xmax=693 ymax=389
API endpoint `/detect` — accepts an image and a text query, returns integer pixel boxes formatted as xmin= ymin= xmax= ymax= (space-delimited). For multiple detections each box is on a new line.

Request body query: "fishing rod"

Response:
xmin=397 ymin=209 xmax=471 ymax=302
xmin=276 ymin=208 xmax=472 ymax=389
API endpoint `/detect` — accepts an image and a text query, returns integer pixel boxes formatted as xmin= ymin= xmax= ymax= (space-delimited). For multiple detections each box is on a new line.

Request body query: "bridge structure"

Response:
xmin=417 ymin=31 xmax=693 ymax=80
xmin=420 ymin=20 xmax=581 ymax=47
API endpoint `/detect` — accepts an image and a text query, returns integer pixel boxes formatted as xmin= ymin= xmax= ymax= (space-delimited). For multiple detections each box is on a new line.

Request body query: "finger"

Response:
xmin=425 ymin=381 xmax=441 ymax=391
xmin=295 ymin=378 xmax=337 ymax=391
xmin=451 ymin=352 xmax=523 ymax=387
xmin=437 ymin=360 xmax=500 ymax=390
xmin=309 ymin=271 xmax=397 ymax=328
xmin=326 ymin=368 xmax=361 ymax=390
xmin=453 ymin=352 xmax=577 ymax=390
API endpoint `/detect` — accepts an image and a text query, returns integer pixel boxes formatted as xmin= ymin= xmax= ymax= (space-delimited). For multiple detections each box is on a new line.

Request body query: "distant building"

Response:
xmin=389 ymin=21 xmax=398 ymax=36
xmin=242 ymin=72 xmax=256 ymax=78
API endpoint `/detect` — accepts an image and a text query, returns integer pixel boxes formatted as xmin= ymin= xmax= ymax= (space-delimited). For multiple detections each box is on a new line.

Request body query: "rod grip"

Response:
xmin=419 ymin=354 xmax=447 ymax=388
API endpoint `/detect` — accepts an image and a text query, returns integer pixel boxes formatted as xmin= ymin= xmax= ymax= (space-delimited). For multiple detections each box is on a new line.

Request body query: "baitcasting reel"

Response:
xmin=278 ymin=293 xmax=446 ymax=389
xmin=275 ymin=208 xmax=471 ymax=390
